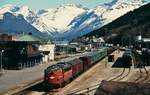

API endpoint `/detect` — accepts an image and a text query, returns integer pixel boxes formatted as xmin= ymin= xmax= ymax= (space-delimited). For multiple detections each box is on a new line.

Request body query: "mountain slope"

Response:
xmin=0 ymin=12 xmax=49 ymax=38
xmin=60 ymin=0 xmax=147 ymax=41
xmin=59 ymin=10 xmax=102 ymax=40
xmin=86 ymin=3 xmax=150 ymax=44
xmin=0 ymin=4 xmax=58 ymax=36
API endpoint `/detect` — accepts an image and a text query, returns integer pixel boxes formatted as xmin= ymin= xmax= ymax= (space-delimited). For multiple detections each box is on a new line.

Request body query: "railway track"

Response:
xmin=134 ymin=68 xmax=149 ymax=83
xmin=108 ymin=68 xmax=131 ymax=81
xmin=4 ymin=49 xmax=119 ymax=95
xmin=2 ymin=78 xmax=43 ymax=95
xmin=132 ymin=49 xmax=150 ymax=83
xmin=67 ymin=83 xmax=100 ymax=95
xmin=13 ymin=82 xmax=61 ymax=95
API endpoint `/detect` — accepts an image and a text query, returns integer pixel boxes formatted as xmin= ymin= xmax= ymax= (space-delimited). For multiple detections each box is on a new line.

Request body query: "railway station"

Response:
xmin=0 ymin=46 xmax=149 ymax=95
xmin=0 ymin=33 xmax=149 ymax=95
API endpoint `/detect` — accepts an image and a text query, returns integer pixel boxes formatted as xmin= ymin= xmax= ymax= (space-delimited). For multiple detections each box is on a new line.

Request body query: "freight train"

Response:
xmin=44 ymin=47 xmax=115 ymax=88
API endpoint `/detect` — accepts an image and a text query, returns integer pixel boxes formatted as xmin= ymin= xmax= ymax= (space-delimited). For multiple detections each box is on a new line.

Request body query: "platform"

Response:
xmin=95 ymin=80 xmax=150 ymax=95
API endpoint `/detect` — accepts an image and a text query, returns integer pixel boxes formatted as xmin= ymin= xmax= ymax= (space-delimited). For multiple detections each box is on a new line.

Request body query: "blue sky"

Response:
xmin=0 ymin=0 xmax=150 ymax=10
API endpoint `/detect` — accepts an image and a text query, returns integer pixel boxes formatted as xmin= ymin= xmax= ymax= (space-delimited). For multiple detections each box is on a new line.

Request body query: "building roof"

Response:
xmin=16 ymin=34 xmax=44 ymax=42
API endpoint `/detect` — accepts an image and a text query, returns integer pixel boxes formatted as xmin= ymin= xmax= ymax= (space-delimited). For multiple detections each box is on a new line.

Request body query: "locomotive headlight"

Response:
xmin=49 ymin=76 xmax=55 ymax=79
xmin=59 ymin=76 xmax=63 ymax=78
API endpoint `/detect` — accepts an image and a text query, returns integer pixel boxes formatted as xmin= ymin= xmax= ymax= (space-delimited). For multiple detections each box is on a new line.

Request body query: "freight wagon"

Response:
xmin=44 ymin=48 xmax=112 ymax=88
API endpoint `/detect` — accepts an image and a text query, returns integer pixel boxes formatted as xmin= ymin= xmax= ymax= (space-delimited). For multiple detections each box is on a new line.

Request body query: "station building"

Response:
xmin=0 ymin=34 xmax=55 ymax=69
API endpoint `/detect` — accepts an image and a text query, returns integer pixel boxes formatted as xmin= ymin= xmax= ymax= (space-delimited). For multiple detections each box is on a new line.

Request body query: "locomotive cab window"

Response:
xmin=64 ymin=67 xmax=71 ymax=71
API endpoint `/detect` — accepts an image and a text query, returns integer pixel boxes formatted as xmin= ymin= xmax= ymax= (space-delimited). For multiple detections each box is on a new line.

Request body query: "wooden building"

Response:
xmin=0 ymin=34 xmax=48 ymax=69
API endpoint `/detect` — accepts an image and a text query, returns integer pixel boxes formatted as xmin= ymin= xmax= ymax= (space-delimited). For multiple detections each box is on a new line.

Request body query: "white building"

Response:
xmin=143 ymin=38 xmax=150 ymax=42
xmin=93 ymin=37 xmax=105 ymax=43
xmin=39 ymin=44 xmax=55 ymax=63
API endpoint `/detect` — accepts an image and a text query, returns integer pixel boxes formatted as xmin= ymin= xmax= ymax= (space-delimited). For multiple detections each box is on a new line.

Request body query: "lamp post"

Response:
xmin=0 ymin=50 xmax=4 ymax=73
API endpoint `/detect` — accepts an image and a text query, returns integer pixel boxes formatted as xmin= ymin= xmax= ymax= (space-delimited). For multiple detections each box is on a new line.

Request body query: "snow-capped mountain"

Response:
xmin=0 ymin=4 xmax=36 ymax=22
xmin=99 ymin=0 xmax=146 ymax=24
xmin=0 ymin=12 xmax=49 ymax=38
xmin=59 ymin=0 xmax=147 ymax=40
xmin=37 ymin=4 xmax=87 ymax=32
xmin=0 ymin=0 xmax=147 ymax=41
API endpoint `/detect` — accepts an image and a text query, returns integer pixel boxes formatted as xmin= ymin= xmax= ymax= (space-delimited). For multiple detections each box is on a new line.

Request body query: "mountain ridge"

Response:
xmin=0 ymin=0 xmax=147 ymax=41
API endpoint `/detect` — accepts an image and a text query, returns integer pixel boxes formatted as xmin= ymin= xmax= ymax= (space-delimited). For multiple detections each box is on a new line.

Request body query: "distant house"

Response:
xmin=135 ymin=35 xmax=150 ymax=49
xmin=39 ymin=44 xmax=55 ymax=62
xmin=142 ymin=38 xmax=150 ymax=49
xmin=143 ymin=38 xmax=150 ymax=42
xmin=92 ymin=37 xmax=105 ymax=48
xmin=93 ymin=37 xmax=105 ymax=43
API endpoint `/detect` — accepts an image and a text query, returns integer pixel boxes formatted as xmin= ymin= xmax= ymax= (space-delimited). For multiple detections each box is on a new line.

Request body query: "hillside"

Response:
xmin=86 ymin=3 xmax=150 ymax=44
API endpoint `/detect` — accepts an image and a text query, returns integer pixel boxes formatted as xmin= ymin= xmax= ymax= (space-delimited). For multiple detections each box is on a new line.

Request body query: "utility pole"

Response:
xmin=121 ymin=37 xmax=123 ymax=47
xmin=0 ymin=50 xmax=4 ymax=74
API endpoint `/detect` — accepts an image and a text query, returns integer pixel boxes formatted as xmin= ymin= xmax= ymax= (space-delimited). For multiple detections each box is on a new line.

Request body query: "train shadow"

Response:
xmin=112 ymin=57 xmax=131 ymax=68
xmin=26 ymin=82 xmax=52 ymax=92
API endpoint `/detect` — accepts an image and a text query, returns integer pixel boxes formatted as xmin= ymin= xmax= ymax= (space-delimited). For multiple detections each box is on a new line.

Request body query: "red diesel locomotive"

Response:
xmin=44 ymin=48 xmax=115 ymax=88
xmin=44 ymin=62 xmax=72 ymax=87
